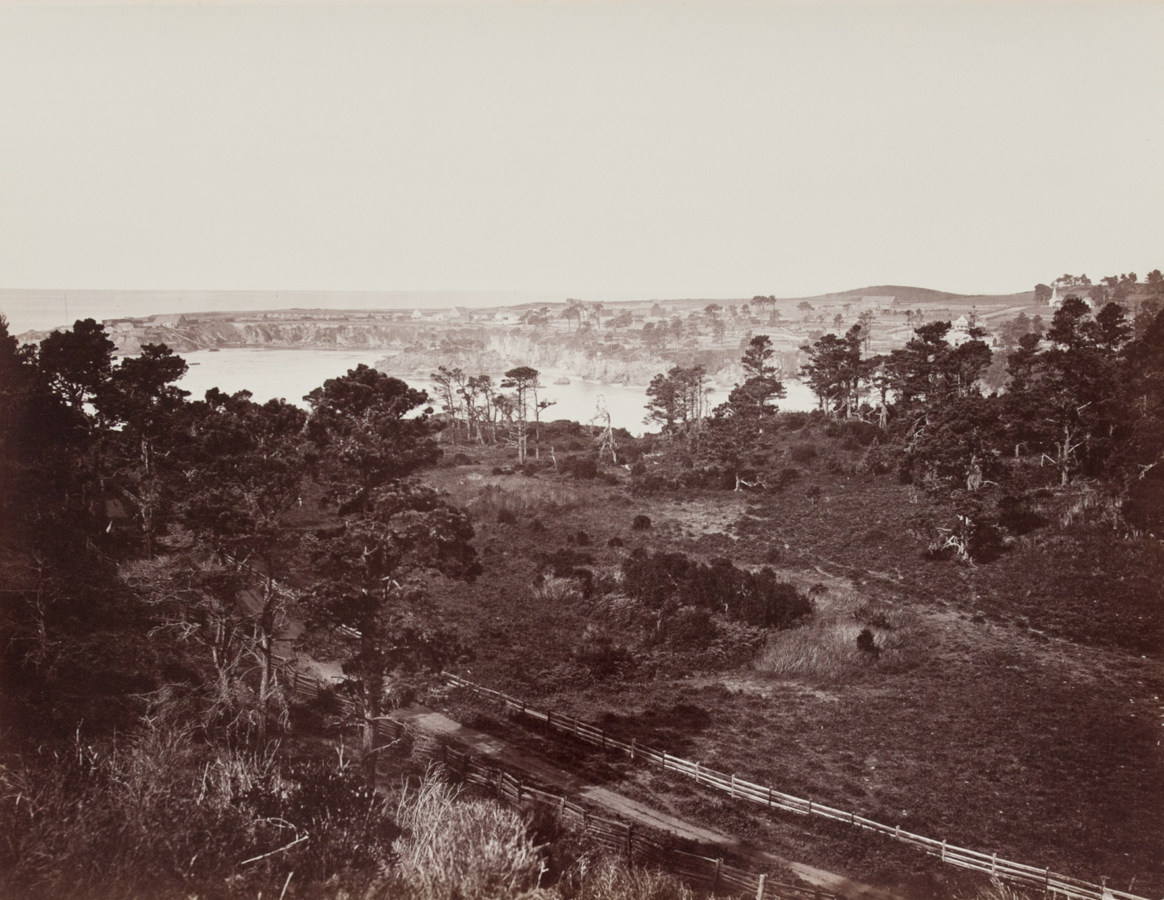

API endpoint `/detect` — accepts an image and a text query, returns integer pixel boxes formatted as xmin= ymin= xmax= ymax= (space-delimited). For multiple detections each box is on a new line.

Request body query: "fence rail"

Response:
xmin=287 ymin=668 xmax=826 ymax=899
xmin=436 ymin=741 xmax=836 ymax=900
xmin=444 ymin=673 xmax=1151 ymax=900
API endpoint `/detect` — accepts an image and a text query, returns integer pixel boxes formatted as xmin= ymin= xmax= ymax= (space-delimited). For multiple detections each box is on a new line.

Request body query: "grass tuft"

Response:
xmin=753 ymin=584 xmax=922 ymax=682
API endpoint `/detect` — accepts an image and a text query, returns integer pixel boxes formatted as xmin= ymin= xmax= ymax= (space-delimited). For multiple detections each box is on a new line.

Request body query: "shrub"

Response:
xmin=780 ymin=411 xmax=809 ymax=431
xmin=858 ymin=440 xmax=897 ymax=476
xmin=621 ymin=549 xmax=812 ymax=629
xmin=789 ymin=442 xmax=818 ymax=464
xmin=543 ymin=547 xmax=595 ymax=575
xmin=856 ymin=627 xmax=880 ymax=659
xmin=563 ymin=454 xmax=599 ymax=479
xmin=664 ymin=605 xmax=716 ymax=649
xmin=573 ymin=625 xmax=632 ymax=677
xmin=997 ymin=494 xmax=1047 ymax=535
xmin=768 ymin=467 xmax=801 ymax=491
xmin=0 ymin=717 xmax=399 ymax=899
xmin=631 ymin=514 xmax=652 ymax=531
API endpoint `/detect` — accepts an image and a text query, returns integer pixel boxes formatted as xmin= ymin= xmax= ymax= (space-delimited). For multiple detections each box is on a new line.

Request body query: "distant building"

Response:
xmin=150 ymin=313 xmax=185 ymax=326
xmin=948 ymin=313 xmax=989 ymax=347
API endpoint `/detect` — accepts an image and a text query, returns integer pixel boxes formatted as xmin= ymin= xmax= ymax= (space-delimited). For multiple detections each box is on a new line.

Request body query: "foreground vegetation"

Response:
xmin=2 ymin=285 xmax=1162 ymax=898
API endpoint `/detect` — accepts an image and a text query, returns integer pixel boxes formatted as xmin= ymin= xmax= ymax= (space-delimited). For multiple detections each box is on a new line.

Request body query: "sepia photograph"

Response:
xmin=1 ymin=2 xmax=1161 ymax=899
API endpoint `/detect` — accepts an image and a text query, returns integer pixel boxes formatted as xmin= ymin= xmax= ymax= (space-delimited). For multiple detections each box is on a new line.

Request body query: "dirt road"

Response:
xmin=392 ymin=705 xmax=899 ymax=900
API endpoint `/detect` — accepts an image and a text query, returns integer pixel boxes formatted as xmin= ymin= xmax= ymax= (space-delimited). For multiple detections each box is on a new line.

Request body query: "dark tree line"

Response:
xmin=796 ymin=298 xmax=1164 ymax=495
xmin=1 ymin=319 xmax=476 ymax=768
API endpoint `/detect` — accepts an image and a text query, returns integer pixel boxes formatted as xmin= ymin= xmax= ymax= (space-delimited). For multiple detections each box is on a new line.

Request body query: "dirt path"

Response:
xmin=392 ymin=705 xmax=899 ymax=900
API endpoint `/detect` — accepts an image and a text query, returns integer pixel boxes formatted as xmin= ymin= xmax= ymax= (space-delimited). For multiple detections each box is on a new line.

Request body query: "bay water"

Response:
xmin=177 ymin=347 xmax=815 ymax=436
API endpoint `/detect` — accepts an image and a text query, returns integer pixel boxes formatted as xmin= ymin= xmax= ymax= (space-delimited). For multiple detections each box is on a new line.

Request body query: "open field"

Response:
xmin=421 ymin=434 xmax=1164 ymax=899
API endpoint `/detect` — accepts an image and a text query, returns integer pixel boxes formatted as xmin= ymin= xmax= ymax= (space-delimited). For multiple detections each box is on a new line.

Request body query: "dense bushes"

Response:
xmin=0 ymin=715 xmax=398 ymax=899
xmin=621 ymin=549 xmax=812 ymax=629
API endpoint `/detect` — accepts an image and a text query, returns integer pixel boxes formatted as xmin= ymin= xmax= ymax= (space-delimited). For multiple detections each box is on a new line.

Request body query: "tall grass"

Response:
xmin=1 ymin=720 xmax=289 ymax=898
xmin=0 ymin=702 xmax=400 ymax=899
xmin=957 ymin=878 xmax=1036 ymax=900
xmin=559 ymin=853 xmax=697 ymax=900
xmin=459 ymin=481 xmax=585 ymax=525
xmin=752 ymin=585 xmax=921 ymax=683
xmin=533 ymin=575 xmax=585 ymax=604
xmin=391 ymin=769 xmax=548 ymax=900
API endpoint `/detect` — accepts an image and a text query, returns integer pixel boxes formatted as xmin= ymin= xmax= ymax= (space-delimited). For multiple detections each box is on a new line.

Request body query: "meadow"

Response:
xmin=423 ymin=423 xmax=1163 ymax=899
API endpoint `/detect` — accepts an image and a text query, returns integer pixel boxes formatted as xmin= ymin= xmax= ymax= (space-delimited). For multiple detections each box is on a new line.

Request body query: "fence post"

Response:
xmin=756 ymin=872 xmax=766 ymax=900
xmin=625 ymin=823 xmax=633 ymax=864
xmin=1043 ymin=868 xmax=1050 ymax=897
xmin=631 ymin=738 xmax=637 ymax=761
xmin=661 ymin=749 xmax=666 ymax=770
xmin=695 ymin=761 xmax=700 ymax=783
xmin=767 ymin=785 xmax=772 ymax=808
xmin=807 ymin=799 xmax=813 ymax=816
xmin=713 ymin=858 xmax=722 ymax=892
xmin=516 ymin=778 xmax=523 ymax=803
xmin=547 ymin=710 xmax=553 ymax=732
xmin=991 ymin=853 xmax=997 ymax=876
xmin=941 ymin=839 xmax=946 ymax=861
xmin=731 ymin=773 xmax=737 ymax=798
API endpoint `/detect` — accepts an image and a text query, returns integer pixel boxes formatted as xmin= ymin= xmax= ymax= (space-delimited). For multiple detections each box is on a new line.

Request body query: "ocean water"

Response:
xmin=177 ymin=348 xmax=816 ymax=435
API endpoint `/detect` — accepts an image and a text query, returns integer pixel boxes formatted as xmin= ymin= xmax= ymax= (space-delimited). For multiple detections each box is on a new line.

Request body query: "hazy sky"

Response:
xmin=1 ymin=2 xmax=1161 ymax=303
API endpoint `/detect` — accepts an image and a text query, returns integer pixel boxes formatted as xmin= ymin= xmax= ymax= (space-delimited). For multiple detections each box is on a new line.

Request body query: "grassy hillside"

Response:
xmin=422 ymin=422 xmax=1163 ymax=900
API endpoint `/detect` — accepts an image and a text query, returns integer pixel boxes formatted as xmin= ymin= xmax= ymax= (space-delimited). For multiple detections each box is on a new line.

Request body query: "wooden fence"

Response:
xmin=443 ymin=673 xmax=1151 ymax=900
xmin=287 ymin=668 xmax=826 ymax=899
xmin=438 ymin=742 xmax=837 ymax=900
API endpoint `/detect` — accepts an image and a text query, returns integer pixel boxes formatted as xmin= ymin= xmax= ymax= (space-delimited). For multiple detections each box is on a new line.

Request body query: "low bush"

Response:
xmin=768 ymin=467 xmax=801 ymax=491
xmin=1122 ymin=467 xmax=1164 ymax=534
xmin=632 ymin=514 xmax=652 ymax=531
xmin=562 ymin=454 xmax=600 ymax=479
xmin=463 ymin=483 xmax=584 ymax=525
xmin=0 ymin=714 xmax=399 ymax=900
xmin=573 ymin=625 xmax=632 ymax=677
xmin=997 ymin=495 xmax=1048 ymax=536
xmin=789 ymin=442 xmax=818 ymax=464
xmin=542 ymin=547 xmax=595 ymax=575
xmin=780 ymin=411 xmax=809 ymax=431
xmin=621 ymin=549 xmax=812 ymax=629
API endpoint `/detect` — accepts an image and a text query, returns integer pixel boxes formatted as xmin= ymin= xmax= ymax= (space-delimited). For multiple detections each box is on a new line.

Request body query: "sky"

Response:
xmin=1 ymin=2 xmax=1162 ymax=325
